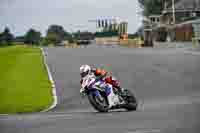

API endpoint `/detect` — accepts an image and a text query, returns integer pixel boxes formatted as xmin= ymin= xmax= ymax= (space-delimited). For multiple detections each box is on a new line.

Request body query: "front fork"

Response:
xmin=91 ymin=90 xmax=104 ymax=102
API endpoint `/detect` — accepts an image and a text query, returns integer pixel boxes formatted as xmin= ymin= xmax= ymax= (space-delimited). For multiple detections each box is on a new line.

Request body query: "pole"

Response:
xmin=69 ymin=24 xmax=74 ymax=38
xmin=172 ymin=0 xmax=175 ymax=24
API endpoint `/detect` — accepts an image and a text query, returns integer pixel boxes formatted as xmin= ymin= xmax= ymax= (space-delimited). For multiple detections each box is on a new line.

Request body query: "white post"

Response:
xmin=172 ymin=0 xmax=176 ymax=24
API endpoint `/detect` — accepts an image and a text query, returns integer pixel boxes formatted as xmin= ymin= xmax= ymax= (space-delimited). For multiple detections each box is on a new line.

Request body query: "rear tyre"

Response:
xmin=88 ymin=92 xmax=109 ymax=112
xmin=122 ymin=89 xmax=138 ymax=111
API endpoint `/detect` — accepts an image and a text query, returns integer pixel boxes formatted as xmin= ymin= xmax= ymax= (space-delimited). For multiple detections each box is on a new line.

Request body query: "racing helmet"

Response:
xmin=80 ymin=64 xmax=91 ymax=78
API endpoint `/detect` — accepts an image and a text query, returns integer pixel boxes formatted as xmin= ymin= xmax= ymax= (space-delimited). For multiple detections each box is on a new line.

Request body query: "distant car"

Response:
xmin=76 ymin=31 xmax=94 ymax=45
xmin=77 ymin=40 xmax=92 ymax=45
xmin=57 ymin=40 xmax=69 ymax=46
xmin=57 ymin=43 xmax=65 ymax=46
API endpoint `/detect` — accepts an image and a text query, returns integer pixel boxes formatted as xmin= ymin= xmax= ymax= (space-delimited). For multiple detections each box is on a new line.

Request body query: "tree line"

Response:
xmin=0 ymin=25 xmax=77 ymax=46
xmin=137 ymin=0 xmax=181 ymax=17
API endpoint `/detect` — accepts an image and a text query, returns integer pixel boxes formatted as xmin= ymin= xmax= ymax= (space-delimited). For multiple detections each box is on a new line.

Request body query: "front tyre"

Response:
xmin=88 ymin=92 xmax=109 ymax=112
xmin=122 ymin=89 xmax=138 ymax=111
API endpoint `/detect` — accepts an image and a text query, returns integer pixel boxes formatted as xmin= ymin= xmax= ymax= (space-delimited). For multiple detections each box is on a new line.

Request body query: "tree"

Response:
xmin=39 ymin=37 xmax=49 ymax=46
xmin=0 ymin=33 xmax=3 ymax=44
xmin=14 ymin=36 xmax=25 ymax=43
xmin=0 ymin=27 xmax=14 ymax=45
xmin=139 ymin=0 xmax=184 ymax=17
xmin=24 ymin=29 xmax=41 ymax=45
xmin=138 ymin=0 xmax=165 ymax=17
xmin=46 ymin=25 xmax=70 ymax=44
xmin=45 ymin=33 xmax=60 ymax=44
xmin=63 ymin=32 xmax=73 ymax=41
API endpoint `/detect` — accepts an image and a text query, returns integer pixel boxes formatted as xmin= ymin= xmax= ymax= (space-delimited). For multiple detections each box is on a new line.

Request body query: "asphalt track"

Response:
xmin=1 ymin=46 xmax=200 ymax=133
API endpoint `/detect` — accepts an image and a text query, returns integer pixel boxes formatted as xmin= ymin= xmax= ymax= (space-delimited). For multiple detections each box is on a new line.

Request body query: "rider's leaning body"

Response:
xmin=80 ymin=66 xmax=122 ymax=91
xmin=79 ymin=64 xmax=124 ymax=107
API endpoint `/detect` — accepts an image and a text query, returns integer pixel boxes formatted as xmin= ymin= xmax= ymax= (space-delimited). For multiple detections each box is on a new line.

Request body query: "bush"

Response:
xmin=0 ymin=41 xmax=13 ymax=47
xmin=39 ymin=38 xmax=49 ymax=46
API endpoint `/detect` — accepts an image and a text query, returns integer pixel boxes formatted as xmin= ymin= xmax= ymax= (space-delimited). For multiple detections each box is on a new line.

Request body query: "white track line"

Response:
xmin=40 ymin=48 xmax=58 ymax=112
xmin=127 ymin=129 xmax=161 ymax=133
xmin=0 ymin=114 xmax=84 ymax=121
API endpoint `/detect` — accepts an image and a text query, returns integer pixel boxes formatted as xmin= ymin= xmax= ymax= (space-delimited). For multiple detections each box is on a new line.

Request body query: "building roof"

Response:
xmin=165 ymin=0 xmax=200 ymax=12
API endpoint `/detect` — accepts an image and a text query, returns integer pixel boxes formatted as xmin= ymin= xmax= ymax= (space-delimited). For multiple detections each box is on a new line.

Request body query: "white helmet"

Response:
xmin=80 ymin=64 xmax=91 ymax=78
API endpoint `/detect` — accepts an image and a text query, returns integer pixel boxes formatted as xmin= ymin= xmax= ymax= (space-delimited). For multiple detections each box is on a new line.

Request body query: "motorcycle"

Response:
xmin=80 ymin=74 xmax=138 ymax=112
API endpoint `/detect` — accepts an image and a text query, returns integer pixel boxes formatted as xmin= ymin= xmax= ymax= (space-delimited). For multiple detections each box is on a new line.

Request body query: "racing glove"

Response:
xmin=80 ymin=88 xmax=86 ymax=97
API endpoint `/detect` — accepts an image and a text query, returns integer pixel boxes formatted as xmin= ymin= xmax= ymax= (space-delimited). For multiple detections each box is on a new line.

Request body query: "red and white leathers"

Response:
xmin=79 ymin=65 xmax=121 ymax=107
xmin=80 ymin=66 xmax=122 ymax=91
xmin=92 ymin=68 xmax=122 ymax=91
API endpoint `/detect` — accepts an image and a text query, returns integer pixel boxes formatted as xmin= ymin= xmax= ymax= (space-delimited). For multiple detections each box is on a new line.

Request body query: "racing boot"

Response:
xmin=109 ymin=78 xmax=125 ymax=95
xmin=115 ymin=85 xmax=125 ymax=96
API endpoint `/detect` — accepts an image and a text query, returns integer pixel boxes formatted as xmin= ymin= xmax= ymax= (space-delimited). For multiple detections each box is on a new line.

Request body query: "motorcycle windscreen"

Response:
xmin=89 ymin=89 xmax=101 ymax=97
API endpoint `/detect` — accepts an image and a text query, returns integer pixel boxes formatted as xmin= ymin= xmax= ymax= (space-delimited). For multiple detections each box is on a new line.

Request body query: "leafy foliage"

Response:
xmin=1 ymin=25 xmax=91 ymax=46
xmin=0 ymin=27 xmax=14 ymax=46
xmin=138 ymin=0 xmax=165 ymax=17
xmin=45 ymin=33 xmax=60 ymax=44
xmin=24 ymin=29 xmax=41 ymax=45
xmin=46 ymin=25 xmax=71 ymax=44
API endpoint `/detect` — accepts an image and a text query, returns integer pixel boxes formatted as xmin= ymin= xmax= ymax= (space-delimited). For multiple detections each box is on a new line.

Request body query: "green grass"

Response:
xmin=0 ymin=45 xmax=53 ymax=114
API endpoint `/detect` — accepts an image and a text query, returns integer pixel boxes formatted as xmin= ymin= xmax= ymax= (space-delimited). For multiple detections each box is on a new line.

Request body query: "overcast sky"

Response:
xmin=0 ymin=0 xmax=142 ymax=36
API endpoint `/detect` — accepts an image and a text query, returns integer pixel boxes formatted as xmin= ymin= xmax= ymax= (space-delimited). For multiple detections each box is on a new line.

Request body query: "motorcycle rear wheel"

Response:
xmin=122 ymin=89 xmax=138 ymax=111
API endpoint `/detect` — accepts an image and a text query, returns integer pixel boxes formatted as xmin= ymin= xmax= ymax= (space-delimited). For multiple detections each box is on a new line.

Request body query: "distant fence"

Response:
xmin=119 ymin=39 xmax=143 ymax=48
xmin=154 ymin=41 xmax=194 ymax=48
xmin=95 ymin=37 xmax=119 ymax=45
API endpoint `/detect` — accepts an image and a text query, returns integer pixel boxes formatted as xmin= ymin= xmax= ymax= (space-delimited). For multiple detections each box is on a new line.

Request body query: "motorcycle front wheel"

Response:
xmin=88 ymin=92 xmax=109 ymax=112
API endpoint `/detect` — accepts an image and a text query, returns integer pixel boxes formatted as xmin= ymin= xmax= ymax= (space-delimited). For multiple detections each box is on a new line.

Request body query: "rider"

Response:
xmin=79 ymin=64 xmax=123 ymax=108
xmin=80 ymin=64 xmax=123 ymax=93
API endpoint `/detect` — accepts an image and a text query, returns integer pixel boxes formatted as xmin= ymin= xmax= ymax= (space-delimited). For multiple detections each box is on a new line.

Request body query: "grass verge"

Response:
xmin=0 ymin=45 xmax=53 ymax=114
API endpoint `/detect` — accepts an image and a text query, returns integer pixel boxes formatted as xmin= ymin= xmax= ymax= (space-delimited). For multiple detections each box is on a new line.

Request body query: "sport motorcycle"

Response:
xmin=80 ymin=74 xmax=138 ymax=112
